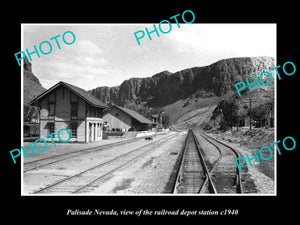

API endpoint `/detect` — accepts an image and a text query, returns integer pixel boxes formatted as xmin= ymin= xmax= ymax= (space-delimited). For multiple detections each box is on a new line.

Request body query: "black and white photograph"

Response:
xmin=4 ymin=5 xmax=298 ymax=223
xmin=21 ymin=23 xmax=276 ymax=195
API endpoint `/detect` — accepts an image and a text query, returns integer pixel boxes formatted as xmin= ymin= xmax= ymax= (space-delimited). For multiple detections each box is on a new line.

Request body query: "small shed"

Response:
xmin=103 ymin=105 xmax=155 ymax=132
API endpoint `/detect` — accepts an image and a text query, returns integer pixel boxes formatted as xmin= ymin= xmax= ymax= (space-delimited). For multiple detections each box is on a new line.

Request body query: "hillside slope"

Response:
xmin=90 ymin=57 xmax=274 ymax=107
xmin=23 ymin=57 xmax=46 ymax=104
xmin=90 ymin=56 xmax=275 ymax=126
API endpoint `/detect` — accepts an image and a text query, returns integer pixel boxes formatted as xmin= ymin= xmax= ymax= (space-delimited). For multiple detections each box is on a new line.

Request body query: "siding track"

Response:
xmin=170 ymin=130 xmax=243 ymax=194
xmin=24 ymin=135 xmax=158 ymax=173
xmin=31 ymin=133 xmax=178 ymax=194
xmin=198 ymin=132 xmax=243 ymax=194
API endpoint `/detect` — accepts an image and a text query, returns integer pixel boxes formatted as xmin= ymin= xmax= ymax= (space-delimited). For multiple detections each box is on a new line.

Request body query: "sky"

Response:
xmin=22 ymin=24 xmax=276 ymax=90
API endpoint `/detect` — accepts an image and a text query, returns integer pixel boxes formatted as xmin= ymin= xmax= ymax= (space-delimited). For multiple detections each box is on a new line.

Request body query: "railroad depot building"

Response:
xmin=29 ymin=81 xmax=107 ymax=143
xmin=103 ymin=105 xmax=154 ymax=131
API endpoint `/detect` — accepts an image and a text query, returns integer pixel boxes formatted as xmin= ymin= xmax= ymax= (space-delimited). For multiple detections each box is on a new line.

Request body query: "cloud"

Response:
xmin=75 ymin=40 xmax=103 ymax=58
xmin=28 ymin=24 xmax=276 ymax=91
xmin=34 ymin=39 xmax=108 ymax=89
xmin=169 ymin=24 xmax=276 ymax=59
xmin=66 ymin=39 xmax=107 ymax=67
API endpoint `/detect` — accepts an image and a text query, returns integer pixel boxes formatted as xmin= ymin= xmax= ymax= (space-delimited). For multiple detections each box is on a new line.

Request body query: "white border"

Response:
xmin=274 ymin=27 xmax=277 ymax=196
xmin=21 ymin=23 xmax=277 ymax=196
xmin=21 ymin=23 xmax=24 ymax=195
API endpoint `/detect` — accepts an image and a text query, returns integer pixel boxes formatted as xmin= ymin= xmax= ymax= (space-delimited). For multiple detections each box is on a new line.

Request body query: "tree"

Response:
xmin=24 ymin=104 xmax=39 ymax=123
xmin=214 ymin=98 xmax=239 ymax=131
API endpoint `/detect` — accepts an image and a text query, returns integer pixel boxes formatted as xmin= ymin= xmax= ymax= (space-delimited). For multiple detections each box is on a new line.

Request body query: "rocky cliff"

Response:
xmin=23 ymin=57 xmax=46 ymax=103
xmin=90 ymin=56 xmax=275 ymax=107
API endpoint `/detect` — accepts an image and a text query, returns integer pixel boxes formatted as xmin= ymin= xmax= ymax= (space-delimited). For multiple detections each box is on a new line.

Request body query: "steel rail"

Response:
xmin=172 ymin=131 xmax=190 ymax=194
xmin=191 ymin=130 xmax=217 ymax=194
xmin=196 ymin=133 xmax=222 ymax=193
xmin=32 ymin=133 xmax=178 ymax=194
xmin=172 ymin=130 xmax=216 ymax=194
xmin=24 ymin=134 xmax=162 ymax=173
xmin=200 ymin=132 xmax=243 ymax=194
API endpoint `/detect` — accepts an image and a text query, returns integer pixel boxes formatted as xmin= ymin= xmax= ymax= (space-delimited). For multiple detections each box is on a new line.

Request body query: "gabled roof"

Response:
xmin=111 ymin=105 xmax=154 ymax=124
xmin=29 ymin=81 xmax=107 ymax=108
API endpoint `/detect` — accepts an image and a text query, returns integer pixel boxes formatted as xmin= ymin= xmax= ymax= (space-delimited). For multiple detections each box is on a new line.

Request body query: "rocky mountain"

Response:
xmin=21 ymin=56 xmax=274 ymax=128
xmin=90 ymin=57 xmax=274 ymax=108
xmin=23 ymin=57 xmax=46 ymax=104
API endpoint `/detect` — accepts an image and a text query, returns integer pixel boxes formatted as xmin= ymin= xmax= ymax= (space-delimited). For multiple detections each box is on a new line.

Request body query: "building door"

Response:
xmin=89 ymin=123 xmax=93 ymax=142
xmin=89 ymin=123 xmax=97 ymax=142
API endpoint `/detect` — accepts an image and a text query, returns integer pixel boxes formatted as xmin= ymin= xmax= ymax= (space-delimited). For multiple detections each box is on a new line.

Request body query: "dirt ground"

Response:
xmin=22 ymin=136 xmax=134 ymax=163
xmin=85 ymin=132 xmax=187 ymax=194
xmin=212 ymin=127 xmax=275 ymax=149
xmin=22 ymin=132 xmax=186 ymax=195
xmin=22 ymin=128 xmax=274 ymax=195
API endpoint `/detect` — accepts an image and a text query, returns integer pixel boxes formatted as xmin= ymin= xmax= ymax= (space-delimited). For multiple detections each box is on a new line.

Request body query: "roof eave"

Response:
xmin=113 ymin=105 xmax=154 ymax=124
xmin=28 ymin=81 xmax=107 ymax=108
xmin=88 ymin=102 xmax=108 ymax=109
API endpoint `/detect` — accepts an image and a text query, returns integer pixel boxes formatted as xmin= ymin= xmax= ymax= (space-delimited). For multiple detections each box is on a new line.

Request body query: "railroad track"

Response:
xmin=31 ymin=133 xmax=178 ymax=194
xmin=197 ymin=132 xmax=243 ymax=194
xmin=172 ymin=130 xmax=216 ymax=194
xmin=24 ymin=134 xmax=161 ymax=173
xmin=171 ymin=129 xmax=243 ymax=194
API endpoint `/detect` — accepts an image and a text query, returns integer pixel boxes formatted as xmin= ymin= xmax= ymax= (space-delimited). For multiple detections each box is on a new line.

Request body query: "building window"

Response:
xmin=89 ymin=109 xmax=94 ymax=117
xmin=99 ymin=110 xmax=103 ymax=118
xmin=115 ymin=112 xmax=119 ymax=117
xmin=47 ymin=122 xmax=55 ymax=136
xmin=71 ymin=102 xmax=78 ymax=118
xmin=70 ymin=122 xmax=77 ymax=138
xmin=48 ymin=103 xmax=55 ymax=116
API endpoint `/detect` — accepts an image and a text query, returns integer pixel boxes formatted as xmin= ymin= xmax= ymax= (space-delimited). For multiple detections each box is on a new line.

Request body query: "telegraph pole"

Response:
xmin=249 ymin=98 xmax=252 ymax=130
xmin=220 ymin=109 xmax=223 ymax=131
xmin=244 ymin=98 xmax=257 ymax=130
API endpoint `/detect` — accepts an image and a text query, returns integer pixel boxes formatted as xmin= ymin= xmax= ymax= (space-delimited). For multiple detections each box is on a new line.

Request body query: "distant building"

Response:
xmin=151 ymin=114 xmax=159 ymax=123
xmin=253 ymin=103 xmax=274 ymax=128
xmin=103 ymin=105 xmax=155 ymax=131
xmin=24 ymin=122 xmax=39 ymax=138
xmin=238 ymin=116 xmax=258 ymax=128
xmin=23 ymin=105 xmax=40 ymax=138
xmin=265 ymin=105 xmax=274 ymax=128
xmin=239 ymin=112 xmax=274 ymax=129
xmin=151 ymin=112 xmax=165 ymax=128
xmin=29 ymin=81 xmax=107 ymax=142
